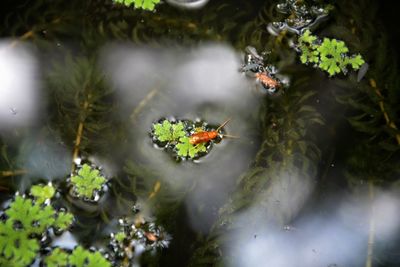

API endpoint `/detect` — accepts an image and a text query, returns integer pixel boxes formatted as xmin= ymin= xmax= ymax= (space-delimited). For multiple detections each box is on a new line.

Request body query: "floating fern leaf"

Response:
xmin=70 ymin=164 xmax=107 ymax=200
xmin=113 ymin=0 xmax=160 ymax=11
xmin=153 ymin=120 xmax=186 ymax=143
xmin=297 ymin=30 xmax=365 ymax=76
xmin=5 ymin=196 xmax=55 ymax=235
xmin=176 ymin=137 xmax=207 ymax=158
xmin=69 ymin=246 xmax=111 ymax=267
xmin=44 ymin=248 xmax=69 ymax=267
xmin=30 ymin=184 xmax=56 ymax=204
xmin=0 ymin=221 xmax=39 ymax=267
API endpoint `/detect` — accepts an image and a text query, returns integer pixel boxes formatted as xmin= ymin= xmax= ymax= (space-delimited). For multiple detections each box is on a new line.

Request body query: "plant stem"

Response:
xmin=0 ymin=169 xmax=27 ymax=177
xmin=365 ymin=179 xmax=375 ymax=267
xmin=130 ymin=88 xmax=158 ymax=123
xmin=71 ymin=95 xmax=91 ymax=172
xmin=369 ymin=79 xmax=400 ymax=145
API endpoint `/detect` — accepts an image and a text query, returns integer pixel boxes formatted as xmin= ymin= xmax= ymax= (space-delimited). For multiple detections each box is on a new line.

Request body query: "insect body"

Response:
xmin=189 ymin=118 xmax=237 ymax=145
xmin=255 ymin=72 xmax=281 ymax=94
xmin=241 ymin=46 xmax=284 ymax=96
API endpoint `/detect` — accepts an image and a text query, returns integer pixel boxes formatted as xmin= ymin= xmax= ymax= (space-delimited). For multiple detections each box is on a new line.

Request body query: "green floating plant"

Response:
xmin=297 ymin=30 xmax=365 ymax=76
xmin=30 ymin=184 xmax=56 ymax=204
xmin=113 ymin=0 xmax=160 ymax=11
xmin=153 ymin=120 xmax=186 ymax=143
xmin=152 ymin=119 xmax=212 ymax=160
xmin=0 ymin=221 xmax=39 ymax=267
xmin=176 ymin=137 xmax=207 ymax=158
xmin=70 ymin=164 xmax=107 ymax=200
xmin=44 ymin=246 xmax=111 ymax=267
xmin=0 ymin=186 xmax=74 ymax=267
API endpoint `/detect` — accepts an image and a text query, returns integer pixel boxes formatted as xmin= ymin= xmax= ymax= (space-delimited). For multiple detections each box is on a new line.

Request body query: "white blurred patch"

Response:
xmin=101 ymin=43 xmax=260 ymax=232
xmin=226 ymin=187 xmax=400 ymax=267
xmin=166 ymin=0 xmax=209 ymax=9
xmin=0 ymin=43 xmax=40 ymax=130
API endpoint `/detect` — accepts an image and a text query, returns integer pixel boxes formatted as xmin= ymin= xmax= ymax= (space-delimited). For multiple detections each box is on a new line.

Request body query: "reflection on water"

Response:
xmin=228 ymin=188 xmax=400 ymax=267
xmin=102 ymin=43 xmax=261 ymax=232
xmin=0 ymin=43 xmax=41 ymax=130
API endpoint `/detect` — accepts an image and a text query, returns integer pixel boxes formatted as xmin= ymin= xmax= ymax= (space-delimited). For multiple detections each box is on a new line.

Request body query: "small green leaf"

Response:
xmin=71 ymin=164 xmax=107 ymax=199
xmin=5 ymin=196 xmax=55 ymax=235
xmin=153 ymin=120 xmax=186 ymax=143
xmin=113 ymin=0 xmax=160 ymax=10
xmin=44 ymin=248 xmax=69 ymax=267
xmin=346 ymin=54 xmax=365 ymax=70
xmin=298 ymin=30 xmax=319 ymax=64
xmin=115 ymin=232 xmax=127 ymax=243
xmin=176 ymin=137 xmax=207 ymax=158
xmin=0 ymin=221 xmax=39 ymax=267
xmin=69 ymin=246 xmax=111 ymax=267
xmin=154 ymin=120 xmax=173 ymax=142
xmin=30 ymin=184 xmax=56 ymax=204
xmin=54 ymin=212 xmax=74 ymax=230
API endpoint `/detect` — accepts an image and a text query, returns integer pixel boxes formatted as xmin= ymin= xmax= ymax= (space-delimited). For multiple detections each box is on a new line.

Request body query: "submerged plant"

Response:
xmin=113 ymin=0 xmax=160 ymax=11
xmin=0 ymin=185 xmax=73 ymax=267
xmin=297 ymin=30 xmax=365 ymax=76
xmin=70 ymin=163 xmax=107 ymax=201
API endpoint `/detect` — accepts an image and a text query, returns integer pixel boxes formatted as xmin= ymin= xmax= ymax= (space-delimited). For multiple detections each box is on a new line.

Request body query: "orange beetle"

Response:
xmin=255 ymin=72 xmax=281 ymax=90
xmin=189 ymin=118 xmax=238 ymax=145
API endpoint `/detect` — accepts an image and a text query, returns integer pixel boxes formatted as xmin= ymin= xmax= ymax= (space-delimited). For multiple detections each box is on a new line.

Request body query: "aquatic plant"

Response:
xmin=70 ymin=163 xmax=107 ymax=201
xmin=176 ymin=136 xmax=207 ymax=158
xmin=151 ymin=119 xmax=211 ymax=160
xmin=297 ymin=30 xmax=365 ymax=76
xmin=44 ymin=246 xmax=111 ymax=267
xmin=153 ymin=120 xmax=186 ymax=143
xmin=0 ymin=186 xmax=73 ymax=266
xmin=113 ymin=0 xmax=160 ymax=11
xmin=30 ymin=183 xmax=56 ymax=204
xmin=109 ymin=214 xmax=170 ymax=265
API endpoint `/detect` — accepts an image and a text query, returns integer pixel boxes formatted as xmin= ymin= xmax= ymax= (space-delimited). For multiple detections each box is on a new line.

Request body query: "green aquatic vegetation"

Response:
xmin=30 ymin=184 xmax=56 ymax=204
xmin=176 ymin=137 xmax=207 ymax=158
xmin=70 ymin=164 xmax=107 ymax=200
xmin=0 ymin=187 xmax=73 ymax=266
xmin=0 ymin=221 xmax=39 ymax=267
xmin=44 ymin=248 xmax=69 ymax=267
xmin=152 ymin=119 xmax=219 ymax=159
xmin=44 ymin=246 xmax=111 ymax=267
xmin=297 ymin=30 xmax=365 ymax=76
xmin=114 ymin=232 xmax=127 ymax=243
xmin=153 ymin=120 xmax=186 ymax=143
xmin=69 ymin=246 xmax=111 ymax=267
xmin=298 ymin=30 xmax=319 ymax=64
xmin=113 ymin=0 xmax=160 ymax=11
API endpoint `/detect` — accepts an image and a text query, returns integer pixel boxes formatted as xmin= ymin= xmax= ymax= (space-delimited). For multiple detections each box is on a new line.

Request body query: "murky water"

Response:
xmin=1 ymin=0 xmax=400 ymax=266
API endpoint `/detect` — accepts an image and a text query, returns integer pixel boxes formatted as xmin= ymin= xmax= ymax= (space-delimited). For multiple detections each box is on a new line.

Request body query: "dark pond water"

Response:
xmin=1 ymin=0 xmax=400 ymax=266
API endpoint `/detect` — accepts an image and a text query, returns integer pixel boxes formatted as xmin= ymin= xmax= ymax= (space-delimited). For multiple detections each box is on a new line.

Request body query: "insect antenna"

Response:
xmin=221 ymin=134 xmax=240 ymax=139
xmin=216 ymin=118 xmax=232 ymax=132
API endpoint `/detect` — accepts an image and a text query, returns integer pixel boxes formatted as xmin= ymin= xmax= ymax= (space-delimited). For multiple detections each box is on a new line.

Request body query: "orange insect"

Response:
xmin=255 ymin=72 xmax=281 ymax=90
xmin=144 ymin=232 xmax=158 ymax=242
xmin=189 ymin=118 xmax=238 ymax=145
